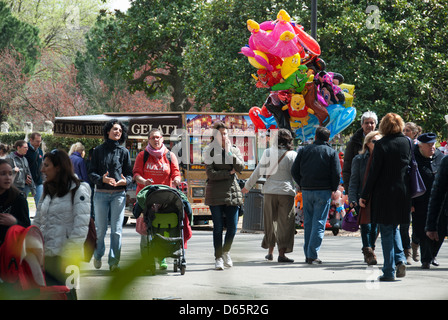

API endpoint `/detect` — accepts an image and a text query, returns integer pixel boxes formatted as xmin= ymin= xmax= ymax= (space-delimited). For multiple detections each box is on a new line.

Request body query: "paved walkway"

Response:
xmin=76 ymin=223 xmax=448 ymax=301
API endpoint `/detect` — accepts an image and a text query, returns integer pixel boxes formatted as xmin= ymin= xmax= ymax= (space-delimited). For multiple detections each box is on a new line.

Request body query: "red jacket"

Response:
xmin=133 ymin=149 xmax=181 ymax=194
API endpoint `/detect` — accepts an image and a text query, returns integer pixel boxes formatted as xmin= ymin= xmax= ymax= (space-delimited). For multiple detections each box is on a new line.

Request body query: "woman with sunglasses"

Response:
xmin=348 ymin=131 xmax=381 ymax=265
xmin=32 ymin=149 xmax=91 ymax=299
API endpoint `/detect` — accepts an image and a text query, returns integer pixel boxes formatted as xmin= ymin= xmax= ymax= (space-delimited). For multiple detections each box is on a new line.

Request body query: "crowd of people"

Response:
xmin=241 ymin=112 xmax=447 ymax=281
xmin=0 ymin=112 xmax=447 ymax=294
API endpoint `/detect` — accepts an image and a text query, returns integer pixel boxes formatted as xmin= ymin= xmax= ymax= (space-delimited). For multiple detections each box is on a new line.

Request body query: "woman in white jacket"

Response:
xmin=32 ymin=149 xmax=90 ymax=299
xmin=242 ymin=129 xmax=297 ymax=263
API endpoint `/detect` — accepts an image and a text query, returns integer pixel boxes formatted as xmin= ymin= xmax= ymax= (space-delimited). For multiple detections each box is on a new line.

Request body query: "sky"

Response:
xmin=108 ymin=0 xmax=131 ymax=11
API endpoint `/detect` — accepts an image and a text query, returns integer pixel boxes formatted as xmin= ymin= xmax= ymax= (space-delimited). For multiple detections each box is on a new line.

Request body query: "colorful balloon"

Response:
xmin=242 ymin=9 xmax=356 ymax=140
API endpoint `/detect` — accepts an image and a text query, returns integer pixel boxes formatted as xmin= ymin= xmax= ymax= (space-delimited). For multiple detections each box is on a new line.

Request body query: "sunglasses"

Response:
xmin=371 ymin=139 xmax=378 ymax=144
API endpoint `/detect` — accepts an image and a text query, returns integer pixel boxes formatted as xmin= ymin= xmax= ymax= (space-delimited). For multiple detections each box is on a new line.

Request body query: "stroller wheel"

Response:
xmin=180 ymin=265 xmax=186 ymax=275
xmin=173 ymin=259 xmax=178 ymax=272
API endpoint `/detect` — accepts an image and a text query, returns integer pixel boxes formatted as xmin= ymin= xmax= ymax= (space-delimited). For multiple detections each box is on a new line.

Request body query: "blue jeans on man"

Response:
xmin=23 ymin=183 xmax=43 ymax=207
xmin=302 ymin=189 xmax=332 ymax=261
xmin=209 ymin=205 xmax=239 ymax=259
xmin=93 ymin=190 xmax=126 ymax=268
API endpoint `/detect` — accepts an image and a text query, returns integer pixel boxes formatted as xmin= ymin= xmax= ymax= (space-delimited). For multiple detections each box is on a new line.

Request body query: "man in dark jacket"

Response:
xmin=291 ymin=127 xmax=341 ymax=264
xmin=342 ymin=111 xmax=377 ymax=192
xmin=426 ymin=150 xmax=448 ymax=269
xmin=24 ymin=132 xmax=43 ymax=205
xmin=411 ymin=133 xmax=443 ymax=269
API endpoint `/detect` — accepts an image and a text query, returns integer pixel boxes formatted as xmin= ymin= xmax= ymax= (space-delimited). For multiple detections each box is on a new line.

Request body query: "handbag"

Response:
xmin=83 ymin=217 xmax=97 ymax=262
xmin=342 ymin=210 xmax=359 ymax=232
xmin=407 ymin=137 xmax=426 ymax=198
xmin=265 ymin=150 xmax=289 ymax=179
xmin=136 ymin=216 xmax=148 ymax=235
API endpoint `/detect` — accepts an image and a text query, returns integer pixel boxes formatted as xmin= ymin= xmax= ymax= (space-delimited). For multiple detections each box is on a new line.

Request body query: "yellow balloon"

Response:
xmin=339 ymin=83 xmax=355 ymax=107
xmin=339 ymin=83 xmax=355 ymax=95
xmin=247 ymin=50 xmax=269 ymax=69
xmin=281 ymin=53 xmax=301 ymax=79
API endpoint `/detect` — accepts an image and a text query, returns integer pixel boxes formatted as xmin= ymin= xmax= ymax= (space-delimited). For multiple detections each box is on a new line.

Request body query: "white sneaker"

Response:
xmin=222 ymin=252 xmax=233 ymax=268
xmin=215 ymin=257 xmax=224 ymax=270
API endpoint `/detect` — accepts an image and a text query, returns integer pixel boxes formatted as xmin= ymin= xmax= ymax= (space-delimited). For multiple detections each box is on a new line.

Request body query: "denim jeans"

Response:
xmin=302 ymin=189 xmax=332 ymax=260
xmin=93 ymin=190 xmax=126 ymax=267
xmin=360 ymin=223 xmax=378 ymax=249
xmin=209 ymin=205 xmax=239 ymax=259
xmin=23 ymin=183 xmax=43 ymax=206
xmin=379 ymin=224 xmax=406 ymax=278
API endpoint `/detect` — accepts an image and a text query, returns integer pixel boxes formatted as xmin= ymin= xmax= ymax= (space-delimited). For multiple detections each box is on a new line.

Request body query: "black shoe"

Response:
xmin=265 ymin=254 xmax=273 ymax=261
xmin=306 ymin=258 xmax=322 ymax=265
xmin=431 ymin=258 xmax=439 ymax=267
xmin=278 ymin=256 xmax=294 ymax=263
xmin=421 ymin=262 xmax=430 ymax=269
xmin=378 ymin=275 xmax=395 ymax=282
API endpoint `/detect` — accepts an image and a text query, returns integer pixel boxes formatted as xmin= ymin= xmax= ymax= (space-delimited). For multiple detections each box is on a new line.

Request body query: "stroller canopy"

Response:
xmin=0 ymin=225 xmax=45 ymax=289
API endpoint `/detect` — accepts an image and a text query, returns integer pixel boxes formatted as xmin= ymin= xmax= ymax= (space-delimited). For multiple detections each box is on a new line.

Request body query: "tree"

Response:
xmin=0 ymin=47 xmax=29 ymax=126
xmin=316 ymin=0 xmax=448 ymax=135
xmin=0 ymin=1 xmax=41 ymax=74
xmin=2 ymin=0 xmax=106 ymax=60
xmin=183 ymin=0 xmax=312 ymax=112
xmin=75 ymin=18 xmax=167 ymax=114
xmin=95 ymin=0 xmax=200 ymax=111
xmin=4 ymin=49 xmax=90 ymax=129
xmin=183 ymin=0 xmax=448 ymax=136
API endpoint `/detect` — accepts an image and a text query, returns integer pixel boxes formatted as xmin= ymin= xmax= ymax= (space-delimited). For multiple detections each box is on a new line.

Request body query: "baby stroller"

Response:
xmin=137 ymin=185 xmax=191 ymax=275
xmin=0 ymin=225 xmax=70 ymax=299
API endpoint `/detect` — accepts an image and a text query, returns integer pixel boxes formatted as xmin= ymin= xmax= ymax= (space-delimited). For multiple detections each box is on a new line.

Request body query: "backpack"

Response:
xmin=142 ymin=149 xmax=172 ymax=169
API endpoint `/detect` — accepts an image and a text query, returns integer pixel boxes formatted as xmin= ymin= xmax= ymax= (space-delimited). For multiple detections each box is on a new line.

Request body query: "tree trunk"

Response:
xmin=168 ymin=65 xmax=191 ymax=112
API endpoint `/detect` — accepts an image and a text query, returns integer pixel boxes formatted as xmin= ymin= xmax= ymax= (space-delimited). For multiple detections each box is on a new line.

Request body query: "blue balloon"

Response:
xmin=294 ymin=104 xmax=356 ymax=141
xmin=258 ymin=114 xmax=278 ymax=129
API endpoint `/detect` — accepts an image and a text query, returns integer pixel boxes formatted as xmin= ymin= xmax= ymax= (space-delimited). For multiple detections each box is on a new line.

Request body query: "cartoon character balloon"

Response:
xmin=242 ymin=9 xmax=357 ymax=141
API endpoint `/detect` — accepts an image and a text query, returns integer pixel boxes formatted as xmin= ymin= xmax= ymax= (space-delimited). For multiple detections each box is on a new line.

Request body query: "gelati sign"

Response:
xmin=54 ymin=115 xmax=183 ymax=138
xmin=129 ymin=115 xmax=182 ymax=136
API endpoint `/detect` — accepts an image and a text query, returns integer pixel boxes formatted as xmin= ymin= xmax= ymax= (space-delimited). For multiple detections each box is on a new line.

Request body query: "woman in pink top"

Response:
xmin=133 ymin=128 xmax=181 ymax=270
xmin=133 ymin=128 xmax=181 ymax=193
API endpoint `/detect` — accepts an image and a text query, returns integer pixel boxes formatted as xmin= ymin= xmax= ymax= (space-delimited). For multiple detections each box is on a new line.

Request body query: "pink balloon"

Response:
xmin=269 ymin=34 xmax=300 ymax=58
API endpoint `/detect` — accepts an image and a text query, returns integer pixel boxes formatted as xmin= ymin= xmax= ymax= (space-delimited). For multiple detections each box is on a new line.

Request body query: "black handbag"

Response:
xmin=407 ymin=137 xmax=426 ymax=198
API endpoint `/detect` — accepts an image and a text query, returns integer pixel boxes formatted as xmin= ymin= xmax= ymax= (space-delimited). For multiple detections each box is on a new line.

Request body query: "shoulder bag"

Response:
xmin=407 ymin=137 xmax=426 ymax=198
xmin=265 ymin=150 xmax=290 ymax=179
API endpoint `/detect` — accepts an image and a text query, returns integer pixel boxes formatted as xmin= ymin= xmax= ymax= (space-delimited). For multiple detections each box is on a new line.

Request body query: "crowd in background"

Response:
xmin=1 ymin=112 xmax=448 ymax=289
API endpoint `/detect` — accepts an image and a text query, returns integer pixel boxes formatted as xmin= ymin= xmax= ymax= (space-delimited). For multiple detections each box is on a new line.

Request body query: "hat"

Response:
xmin=417 ymin=132 xmax=437 ymax=144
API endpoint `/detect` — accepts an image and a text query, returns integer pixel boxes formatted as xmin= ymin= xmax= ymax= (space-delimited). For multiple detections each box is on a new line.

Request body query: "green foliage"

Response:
xmin=0 ymin=1 xmax=41 ymax=74
xmin=183 ymin=0 xmax=448 ymax=137
xmin=0 ymin=132 xmax=102 ymax=156
xmin=316 ymin=0 xmax=448 ymax=136
xmin=92 ymin=0 xmax=201 ymax=111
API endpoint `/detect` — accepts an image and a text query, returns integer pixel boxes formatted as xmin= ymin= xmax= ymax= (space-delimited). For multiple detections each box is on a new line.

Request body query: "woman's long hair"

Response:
xmin=43 ymin=149 xmax=80 ymax=198
xmin=360 ymin=131 xmax=381 ymax=155
xmin=0 ymin=159 xmax=20 ymax=207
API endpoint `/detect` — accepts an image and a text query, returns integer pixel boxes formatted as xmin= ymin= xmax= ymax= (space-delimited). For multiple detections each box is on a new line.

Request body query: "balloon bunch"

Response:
xmin=241 ymin=9 xmax=356 ymax=141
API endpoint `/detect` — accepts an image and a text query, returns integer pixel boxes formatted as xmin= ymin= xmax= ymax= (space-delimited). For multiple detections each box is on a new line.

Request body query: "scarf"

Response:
xmin=145 ymin=143 xmax=167 ymax=159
